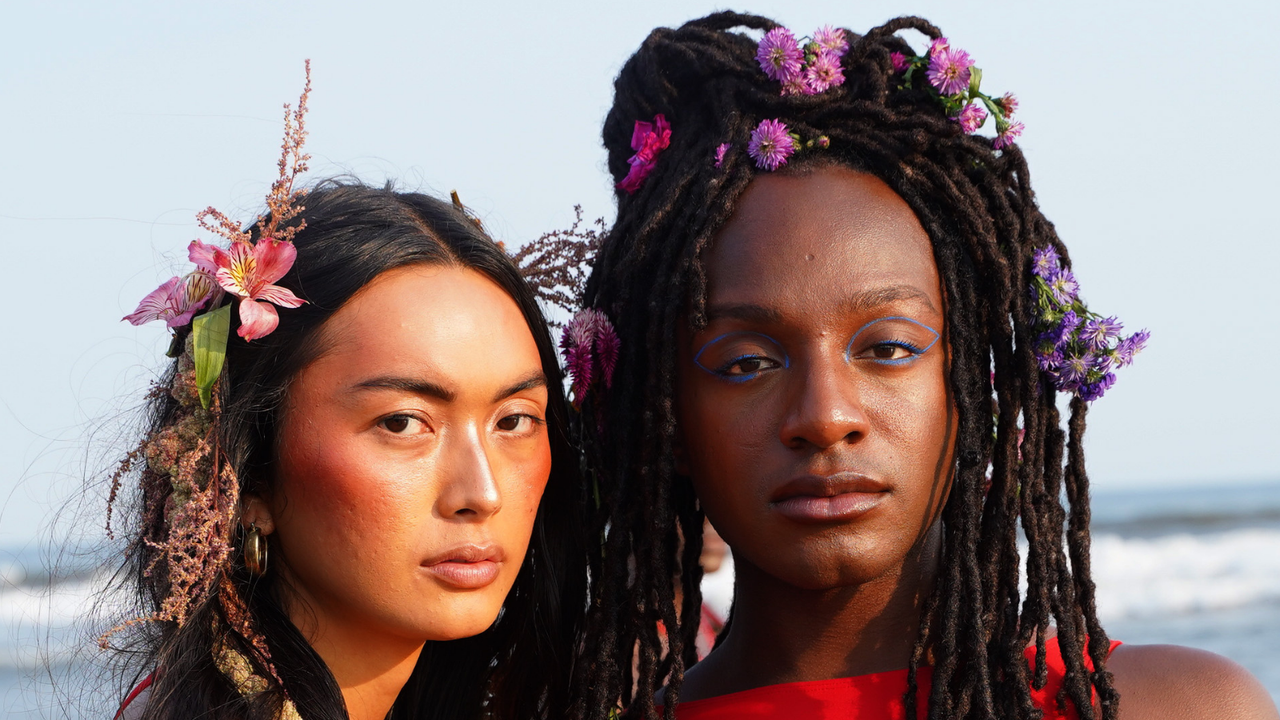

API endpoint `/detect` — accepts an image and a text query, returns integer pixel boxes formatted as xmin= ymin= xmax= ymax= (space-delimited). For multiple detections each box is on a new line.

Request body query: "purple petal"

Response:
xmin=124 ymin=276 xmax=183 ymax=326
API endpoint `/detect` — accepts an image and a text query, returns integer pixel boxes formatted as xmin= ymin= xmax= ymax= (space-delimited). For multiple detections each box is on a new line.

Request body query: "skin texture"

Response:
xmin=676 ymin=166 xmax=955 ymax=700
xmin=672 ymin=166 xmax=1279 ymax=719
xmin=241 ymin=265 xmax=551 ymax=720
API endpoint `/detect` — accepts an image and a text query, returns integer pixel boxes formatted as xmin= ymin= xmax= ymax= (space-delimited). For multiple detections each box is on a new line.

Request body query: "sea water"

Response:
xmin=6 ymin=482 xmax=1280 ymax=717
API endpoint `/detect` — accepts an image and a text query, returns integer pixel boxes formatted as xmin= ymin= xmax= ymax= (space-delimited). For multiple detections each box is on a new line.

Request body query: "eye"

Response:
xmin=868 ymin=342 xmax=920 ymax=362
xmin=496 ymin=413 xmax=544 ymax=433
xmin=716 ymin=355 xmax=782 ymax=378
xmin=846 ymin=317 xmax=940 ymax=366
xmin=378 ymin=414 xmax=426 ymax=435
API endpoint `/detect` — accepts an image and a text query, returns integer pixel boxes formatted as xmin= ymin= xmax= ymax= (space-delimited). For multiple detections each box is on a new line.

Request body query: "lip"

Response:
xmin=421 ymin=543 xmax=505 ymax=590
xmin=769 ymin=472 xmax=889 ymax=524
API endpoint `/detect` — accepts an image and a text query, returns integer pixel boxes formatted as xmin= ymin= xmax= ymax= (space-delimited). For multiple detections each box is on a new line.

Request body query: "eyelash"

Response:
xmin=497 ymin=413 xmax=546 ymax=432
xmin=710 ymin=353 xmax=786 ymax=383
xmin=863 ymin=338 xmax=928 ymax=365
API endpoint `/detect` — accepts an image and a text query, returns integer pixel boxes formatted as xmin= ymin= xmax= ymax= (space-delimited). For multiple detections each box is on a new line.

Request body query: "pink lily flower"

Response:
xmin=124 ymin=271 xmax=217 ymax=329
xmin=213 ymin=239 xmax=305 ymax=341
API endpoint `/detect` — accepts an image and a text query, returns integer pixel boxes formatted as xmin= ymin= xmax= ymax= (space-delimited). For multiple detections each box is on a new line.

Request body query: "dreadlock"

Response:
xmin=571 ymin=12 xmax=1118 ymax=720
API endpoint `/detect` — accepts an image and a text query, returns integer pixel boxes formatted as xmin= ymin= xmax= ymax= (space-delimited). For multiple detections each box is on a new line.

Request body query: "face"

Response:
xmin=676 ymin=165 xmax=956 ymax=591
xmin=265 ymin=265 xmax=551 ymax=642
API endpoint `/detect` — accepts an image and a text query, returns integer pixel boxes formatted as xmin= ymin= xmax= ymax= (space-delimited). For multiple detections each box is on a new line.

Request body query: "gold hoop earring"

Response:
xmin=244 ymin=522 xmax=268 ymax=577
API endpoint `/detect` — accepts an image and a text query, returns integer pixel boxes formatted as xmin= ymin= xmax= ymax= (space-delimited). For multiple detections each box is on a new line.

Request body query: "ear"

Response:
xmin=240 ymin=494 xmax=276 ymax=536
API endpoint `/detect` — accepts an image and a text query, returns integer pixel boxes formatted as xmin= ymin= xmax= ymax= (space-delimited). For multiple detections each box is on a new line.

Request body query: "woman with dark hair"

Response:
xmin=106 ymin=71 xmax=585 ymax=720
xmin=569 ymin=13 xmax=1277 ymax=720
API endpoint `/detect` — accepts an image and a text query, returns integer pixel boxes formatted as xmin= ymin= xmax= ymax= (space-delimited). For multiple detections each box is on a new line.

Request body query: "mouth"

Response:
xmin=421 ymin=543 xmax=505 ymax=589
xmin=769 ymin=472 xmax=889 ymax=524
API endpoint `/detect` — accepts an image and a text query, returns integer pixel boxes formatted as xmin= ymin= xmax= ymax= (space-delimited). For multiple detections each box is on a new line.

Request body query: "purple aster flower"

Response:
xmin=890 ymin=52 xmax=911 ymax=73
xmin=1055 ymin=351 xmax=1093 ymax=389
xmin=927 ymin=46 xmax=975 ymax=96
xmin=714 ymin=142 xmax=730 ymax=168
xmin=1114 ymin=329 xmax=1150 ymax=368
xmin=813 ymin=26 xmax=848 ymax=56
xmin=757 ymin=27 xmax=803 ymax=84
xmin=1035 ymin=346 xmax=1064 ymax=372
xmin=1079 ymin=316 xmax=1123 ymax=351
xmin=804 ymin=50 xmax=845 ymax=93
xmin=748 ymin=118 xmax=797 ymax=171
xmin=781 ymin=74 xmax=814 ymax=96
xmin=1078 ymin=372 xmax=1117 ymax=402
xmin=993 ymin=121 xmax=1025 ymax=150
xmin=952 ymin=103 xmax=988 ymax=133
xmin=1047 ymin=268 xmax=1079 ymax=306
xmin=1031 ymin=246 xmax=1060 ymax=279
xmin=816 ymin=135 xmax=830 ymax=149
xmin=999 ymin=92 xmax=1019 ymax=118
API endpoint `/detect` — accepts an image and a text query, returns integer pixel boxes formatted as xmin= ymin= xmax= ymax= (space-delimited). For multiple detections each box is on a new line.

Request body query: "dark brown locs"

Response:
xmin=573 ymin=12 xmax=1117 ymax=720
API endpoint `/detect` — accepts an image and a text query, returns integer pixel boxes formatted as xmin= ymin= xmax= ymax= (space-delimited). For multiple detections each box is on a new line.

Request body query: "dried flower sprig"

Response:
xmin=892 ymin=37 xmax=1023 ymax=149
xmin=507 ymin=205 xmax=607 ymax=320
xmin=1030 ymin=247 xmax=1148 ymax=401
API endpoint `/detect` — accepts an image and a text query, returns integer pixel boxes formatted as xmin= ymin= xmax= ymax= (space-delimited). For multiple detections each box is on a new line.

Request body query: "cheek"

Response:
xmin=494 ymin=438 xmax=552 ymax=545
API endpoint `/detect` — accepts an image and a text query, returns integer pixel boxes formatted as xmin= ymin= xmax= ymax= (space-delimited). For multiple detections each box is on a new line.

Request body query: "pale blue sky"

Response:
xmin=1 ymin=0 xmax=1277 ymax=545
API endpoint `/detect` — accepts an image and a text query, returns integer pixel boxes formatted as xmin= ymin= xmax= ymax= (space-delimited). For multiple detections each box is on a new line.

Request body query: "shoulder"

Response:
xmin=1107 ymin=643 xmax=1278 ymax=720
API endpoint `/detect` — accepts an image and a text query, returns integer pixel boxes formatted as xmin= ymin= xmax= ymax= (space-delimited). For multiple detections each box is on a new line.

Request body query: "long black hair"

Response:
xmin=107 ymin=181 xmax=587 ymax=720
xmin=573 ymin=12 xmax=1116 ymax=720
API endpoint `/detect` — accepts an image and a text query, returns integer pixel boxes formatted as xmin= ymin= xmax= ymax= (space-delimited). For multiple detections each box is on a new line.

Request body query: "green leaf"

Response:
xmin=193 ymin=305 xmax=231 ymax=409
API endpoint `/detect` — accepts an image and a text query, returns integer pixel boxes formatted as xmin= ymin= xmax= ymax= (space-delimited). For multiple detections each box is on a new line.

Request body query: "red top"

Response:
xmin=664 ymin=637 xmax=1121 ymax=720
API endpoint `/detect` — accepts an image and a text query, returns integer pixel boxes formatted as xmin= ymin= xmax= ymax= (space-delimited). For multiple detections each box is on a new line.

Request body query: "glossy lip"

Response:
xmin=421 ymin=543 xmax=505 ymax=590
xmin=769 ymin=472 xmax=889 ymax=524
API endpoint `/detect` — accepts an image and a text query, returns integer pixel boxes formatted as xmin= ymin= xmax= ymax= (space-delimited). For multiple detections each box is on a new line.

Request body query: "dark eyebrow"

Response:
xmin=353 ymin=376 xmax=457 ymax=402
xmin=839 ymin=285 xmax=938 ymax=315
xmin=492 ymin=372 xmax=547 ymax=403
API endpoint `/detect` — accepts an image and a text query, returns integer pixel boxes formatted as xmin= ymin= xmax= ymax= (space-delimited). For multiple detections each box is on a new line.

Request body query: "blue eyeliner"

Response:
xmin=844 ymin=316 xmax=940 ymax=365
xmin=694 ymin=331 xmax=789 ymax=382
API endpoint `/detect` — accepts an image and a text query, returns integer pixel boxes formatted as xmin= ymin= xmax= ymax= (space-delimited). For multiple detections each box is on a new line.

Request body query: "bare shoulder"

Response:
xmin=1107 ymin=643 xmax=1278 ymax=719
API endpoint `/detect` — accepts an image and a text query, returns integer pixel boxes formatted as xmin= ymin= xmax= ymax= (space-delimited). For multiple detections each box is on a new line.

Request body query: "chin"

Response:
xmin=416 ymin=598 xmax=506 ymax=642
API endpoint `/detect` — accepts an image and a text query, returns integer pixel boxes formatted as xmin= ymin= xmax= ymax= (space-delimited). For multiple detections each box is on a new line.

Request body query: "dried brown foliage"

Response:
xmin=508 ymin=205 xmax=607 ymax=321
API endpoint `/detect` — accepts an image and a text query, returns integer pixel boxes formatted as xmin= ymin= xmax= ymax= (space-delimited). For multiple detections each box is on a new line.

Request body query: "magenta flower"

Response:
xmin=929 ymin=37 xmax=950 ymax=56
xmin=756 ymin=27 xmax=803 ymax=83
xmin=617 ymin=114 xmax=672 ymax=194
xmin=952 ymin=103 xmax=988 ymax=134
xmin=994 ymin=121 xmax=1024 ymax=150
xmin=214 ymin=239 xmax=305 ymax=341
xmin=804 ymin=50 xmax=845 ymax=93
xmin=890 ymin=52 xmax=911 ymax=73
xmin=999 ymin=92 xmax=1019 ymax=118
xmin=781 ymin=75 xmax=814 ymax=96
xmin=812 ymin=26 xmax=848 ymax=56
xmin=125 ymin=274 xmax=208 ymax=329
xmin=748 ymin=119 xmax=796 ymax=171
xmin=927 ymin=45 xmax=974 ymax=96
xmin=560 ymin=308 xmax=620 ymax=407
xmin=714 ymin=143 xmax=729 ymax=168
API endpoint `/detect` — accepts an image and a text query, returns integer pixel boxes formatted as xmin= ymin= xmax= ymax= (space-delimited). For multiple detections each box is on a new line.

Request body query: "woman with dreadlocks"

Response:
xmin=105 ymin=66 xmax=586 ymax=720
xmin=567 ymin=13 xmax=1278 ymax=720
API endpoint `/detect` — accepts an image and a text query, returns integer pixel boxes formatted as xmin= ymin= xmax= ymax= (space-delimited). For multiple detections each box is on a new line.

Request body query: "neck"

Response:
xmin=281 ymin=582 xmax=423 ymax=720
xmin=684 ymin=523 xmax=942 ymax=701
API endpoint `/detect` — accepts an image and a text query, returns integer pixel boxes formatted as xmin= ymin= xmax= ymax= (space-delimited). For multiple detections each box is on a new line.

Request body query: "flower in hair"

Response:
xmin=1030 ymin=247 xmax=1148 ymax=401
xmin=617 ymin=114 xmax=671 ymax=194
xmin=748 ymin=118 xmax=797 ymax=171
xmin=560 ymin=308 xmax=620 ymax=408
xmin=892 ymin=36 xmax=1024 ymax=150
xmin=213 ymin=239 xmax=306 ymax=341
xmin=714 ymin=143 xmax=729 ymax=167
xmin=756 ymin=27 xmax=804 ymax=83
xmin=756 ymin=26 xmax=848 ymax=97
xmin=124 ymin=273 xmax=216 ymax=329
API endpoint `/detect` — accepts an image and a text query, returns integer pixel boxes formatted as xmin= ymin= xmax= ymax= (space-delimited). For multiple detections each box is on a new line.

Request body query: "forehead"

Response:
xmin=305 ymin=264 xmax=541 ymax=390
xmin=704 ymin=166 xmax=940 ymax=317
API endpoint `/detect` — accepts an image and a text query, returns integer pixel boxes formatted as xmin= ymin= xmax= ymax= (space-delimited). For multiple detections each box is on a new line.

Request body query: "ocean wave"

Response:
xmin=1091 ymin=528 xmax=1280 ymax=620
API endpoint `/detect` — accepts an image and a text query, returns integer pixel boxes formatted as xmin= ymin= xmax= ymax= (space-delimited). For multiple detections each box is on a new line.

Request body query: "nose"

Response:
xmin=437 ymin=422 xmax=502 ymax=520
xmin=778 ymin=353 xmax=870 ymax=450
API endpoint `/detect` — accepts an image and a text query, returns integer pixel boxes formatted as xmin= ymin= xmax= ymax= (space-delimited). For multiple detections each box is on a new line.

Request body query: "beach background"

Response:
xmin=2 ymin=0 xmax=1278 ymax=716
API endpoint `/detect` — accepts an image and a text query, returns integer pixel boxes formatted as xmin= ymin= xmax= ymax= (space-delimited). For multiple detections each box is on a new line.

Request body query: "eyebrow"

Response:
xmin=492 ymin=372 xmax=547 ymax=403
xmin=705 ymin=285 xmax=938 ymax=326
xmin=351 ymin=372 xmax=547 ymax=404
